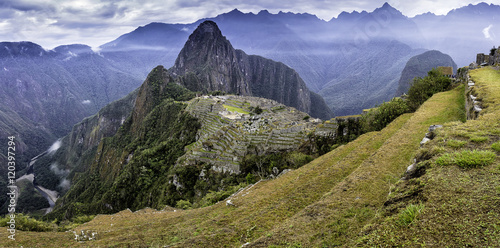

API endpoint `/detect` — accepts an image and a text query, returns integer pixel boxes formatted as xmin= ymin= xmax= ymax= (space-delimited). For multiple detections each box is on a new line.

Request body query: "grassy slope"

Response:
xmin=0 ymin=77 xmax=468 ymax=247
xmin=355 ymin=67 xmax=500 ymax=247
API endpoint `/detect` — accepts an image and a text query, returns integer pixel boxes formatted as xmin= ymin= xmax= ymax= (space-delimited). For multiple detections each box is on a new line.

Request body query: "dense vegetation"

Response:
xmin=45 ymin=67 xmax=201 ymax=219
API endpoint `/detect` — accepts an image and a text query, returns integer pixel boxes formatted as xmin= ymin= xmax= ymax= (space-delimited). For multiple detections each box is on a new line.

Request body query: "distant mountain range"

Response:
xmin=94 ymin=2 xmax=497 ymax=115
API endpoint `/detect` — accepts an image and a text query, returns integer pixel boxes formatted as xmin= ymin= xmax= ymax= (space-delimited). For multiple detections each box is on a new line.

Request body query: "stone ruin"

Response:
xmin=476 ymin=46 xmax=500 ymax=66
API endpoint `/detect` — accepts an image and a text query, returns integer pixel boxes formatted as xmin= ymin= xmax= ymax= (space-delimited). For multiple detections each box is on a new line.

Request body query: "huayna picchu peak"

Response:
xmin=171 ymin=21 xmax=250 ymax=96
xmin=172 ymin=20 xmax=333 ymax=120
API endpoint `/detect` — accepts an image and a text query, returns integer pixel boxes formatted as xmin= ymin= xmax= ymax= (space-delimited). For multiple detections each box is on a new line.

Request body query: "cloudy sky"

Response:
xmin=0 ymin=0 xmax=499 ymax=49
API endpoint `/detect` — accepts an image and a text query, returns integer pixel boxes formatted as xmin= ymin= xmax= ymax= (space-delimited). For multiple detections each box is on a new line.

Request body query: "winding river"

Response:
xmin=16 ymin=141 xmax=61 ymax=214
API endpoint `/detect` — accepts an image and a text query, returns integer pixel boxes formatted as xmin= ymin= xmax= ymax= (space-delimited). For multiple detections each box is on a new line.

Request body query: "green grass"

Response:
xmin=446 ymin=139 xmax=467 ymax=148
xmin=469 ymin=135 xmax=489 ymax=143
xmin=397 ymin=204 xmax=425 ymax=226
xmin=223 ymin=104 xmax=250 ymax=114
xmin=356 ymin=67 xmax=500 ymax=247
xmin=491 ymin=141 xmax=500 ymax=152
xmin=436 ymin=150 xmax=497 ymax=168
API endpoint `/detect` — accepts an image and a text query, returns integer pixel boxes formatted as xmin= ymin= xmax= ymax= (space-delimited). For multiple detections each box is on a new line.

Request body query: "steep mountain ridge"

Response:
xmin=411 ymin=2 xmax=500 ymax=67
xmin=0 ymin=41 xmax=142 ymax=214
xmin=94 ymin=2 xmax=500 ymax=115
xmin=97 ymin=3 xmax=429 ymax=115
xmin=0 ymin=41 xmax=142 ymax=155
xmin=171 ymin=21 xmax=250 ymax=95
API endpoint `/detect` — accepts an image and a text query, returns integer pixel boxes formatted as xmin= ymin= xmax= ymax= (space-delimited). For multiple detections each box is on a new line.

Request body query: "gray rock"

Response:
xmin=226 ymin=199 xmax=236 ymax=207
xmin=420 ymin=137 xmax=431 ymax=146
xmin=405 ymin=160 xmax=417 ymax=176
xmin=474 ymin=105 xmax=482 ymax=112
xmin=428 ymin=125 xmax=443 ymax=133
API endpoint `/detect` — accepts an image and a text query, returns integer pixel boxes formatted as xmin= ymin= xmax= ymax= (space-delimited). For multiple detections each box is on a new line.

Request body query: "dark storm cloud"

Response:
xmin=0 ymin=0 xmax=56 ymax=12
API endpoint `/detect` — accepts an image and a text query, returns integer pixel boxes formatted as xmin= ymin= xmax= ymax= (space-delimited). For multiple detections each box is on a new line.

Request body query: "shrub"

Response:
xmin=246 ymin=173 xmax=256 ymax=184
xmin=407 ymin=68 xmax=452 ymax=111
xmin=436 ymin=150 xmax=496 ymax=168
xmin=398 ymin=204 xmax=424 ymax=226
xmin=175 ymin=200 xmax=192 ymax=210
xmin=287 ymin=151 xmax=313 ymax=168
xmin=199 ymin=183 xmax=246 ymax=207
xmin=362 ymin=97 xmax=410 ymax=132
xmin=72 ymin=215 xmax=95 ymax=224
xmin=253 ymin=106 xmax=263 ymax=115
xmin=490 ymin=47 xmax=497 ymax=56
xmin=492 ymin=142 xmax=500 ymax=152
xmin=0 ymin=214 xmax=56 ymax=232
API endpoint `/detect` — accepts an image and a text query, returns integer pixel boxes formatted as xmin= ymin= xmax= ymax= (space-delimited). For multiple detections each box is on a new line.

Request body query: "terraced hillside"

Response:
xmin=2 ymin=66 xmax=488 ymax=247
xmin=180 ymin=95 xmax=322 ymax=173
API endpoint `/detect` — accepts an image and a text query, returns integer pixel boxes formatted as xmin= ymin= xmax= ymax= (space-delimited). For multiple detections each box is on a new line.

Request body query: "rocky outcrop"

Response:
xmin=171 ymin=21 xmax=333 ymax=119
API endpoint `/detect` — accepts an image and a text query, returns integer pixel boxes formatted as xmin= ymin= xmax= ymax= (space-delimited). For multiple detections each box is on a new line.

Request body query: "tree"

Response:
xmin=490 ymin=47 xmax=497 ymax=56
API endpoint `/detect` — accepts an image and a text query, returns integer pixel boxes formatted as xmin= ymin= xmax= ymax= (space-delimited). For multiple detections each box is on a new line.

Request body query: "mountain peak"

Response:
xmin=258 ymin=10 xmax=271 ymax=15
xmin=190 ymin=20 xmax=224 ymax=41
xmin=171 ymin=20 xmax=241 ymax=93
xmin=0 ymin=41 xmax=47 ymax=58
xmin=374 ymin=2 xmax=404 ymax=16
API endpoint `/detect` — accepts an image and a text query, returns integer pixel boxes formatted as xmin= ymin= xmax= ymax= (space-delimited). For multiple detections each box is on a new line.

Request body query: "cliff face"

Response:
xmin=171 ymin=21 xmax=332 ymax=119
xmin=171 ymin=21 xmax=250 ymax=95
xmin=0 ymin=41 xmax=142 ymax=167
xmin=243 ymin=52 xmax=311 ymax=116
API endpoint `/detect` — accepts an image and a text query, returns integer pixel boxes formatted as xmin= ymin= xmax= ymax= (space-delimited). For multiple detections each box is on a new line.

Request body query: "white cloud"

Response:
xmin=483 ymin=24 xmax=493 ymax=39
xmin=47 ymin=139 xmax=61 ymax=154
xmin=82 ymin=100 xmax=91 ymax=104
xmin=50 ymin=162 xmax=70 ymax=177
xmin=59 ymin=178 xmax=71 ymax=191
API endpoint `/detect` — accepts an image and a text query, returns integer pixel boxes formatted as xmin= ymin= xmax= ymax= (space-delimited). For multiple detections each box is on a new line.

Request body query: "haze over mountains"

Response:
xmin=0 ymin=2 xmax=499 ymax=213
xmin=93 ymin=2 xmax=499 ymax=115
